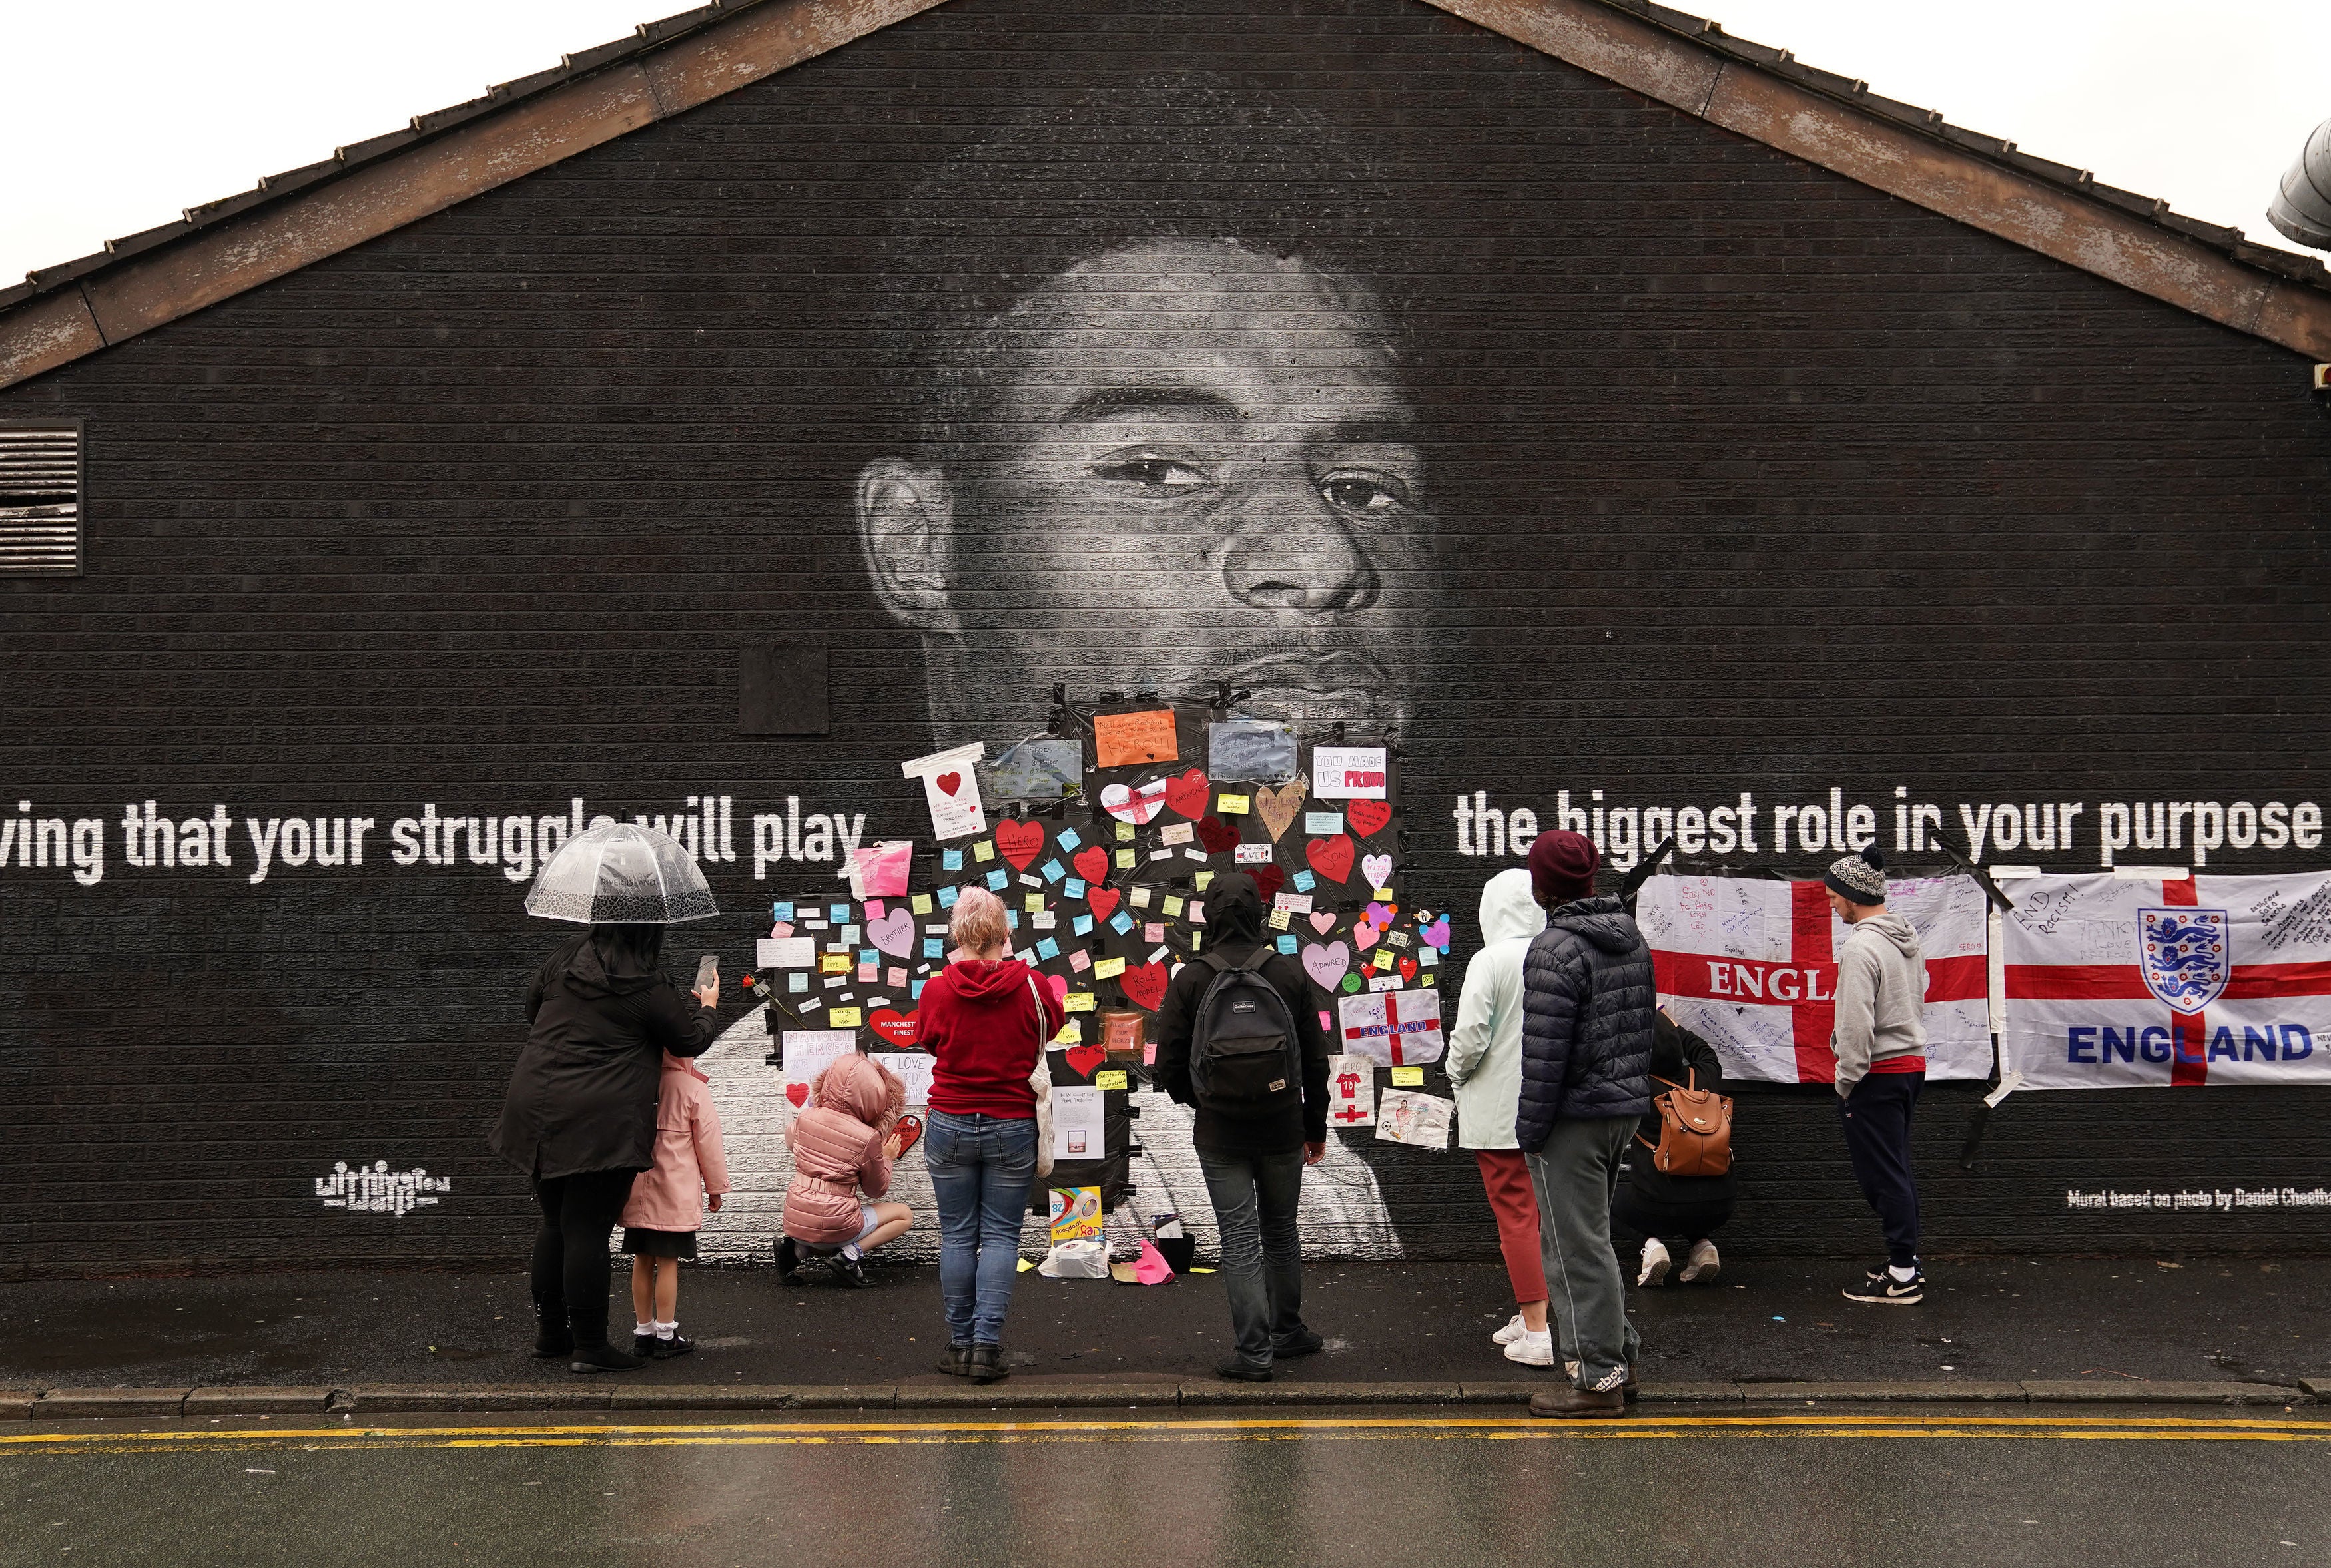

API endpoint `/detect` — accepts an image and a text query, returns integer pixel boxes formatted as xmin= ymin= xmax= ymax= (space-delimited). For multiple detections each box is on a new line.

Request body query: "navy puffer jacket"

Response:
xmin=1515 ymin=894 xmax=1655 ymax=1151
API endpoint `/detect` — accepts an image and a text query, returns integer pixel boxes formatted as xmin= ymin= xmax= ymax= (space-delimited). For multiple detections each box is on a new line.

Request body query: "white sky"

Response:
xmin=1 ymin=0 xmax=2326 ymax=286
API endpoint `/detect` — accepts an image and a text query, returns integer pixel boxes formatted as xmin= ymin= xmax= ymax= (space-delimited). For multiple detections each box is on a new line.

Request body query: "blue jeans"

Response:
xmin=1196 ymin=1147 xmax=1309 ymax=1367
xmin=924 ymin=1110 xmax=1036 ymax=1346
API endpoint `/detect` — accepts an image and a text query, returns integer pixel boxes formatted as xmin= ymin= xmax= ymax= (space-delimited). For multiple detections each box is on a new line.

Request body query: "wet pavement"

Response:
xmin=5 ymin=1256 xmax=2326 ymax=1394
xmin=6 ymin=1404 xmax=2329 ymax=1567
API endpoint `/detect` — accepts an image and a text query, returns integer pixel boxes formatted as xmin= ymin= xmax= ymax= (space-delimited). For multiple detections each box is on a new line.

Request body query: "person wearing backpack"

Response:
xmin=1153 ymin=870 xmax=1331 ymax=1382
xmin=1612 ymin=1010 xmax=1735 ymax=1286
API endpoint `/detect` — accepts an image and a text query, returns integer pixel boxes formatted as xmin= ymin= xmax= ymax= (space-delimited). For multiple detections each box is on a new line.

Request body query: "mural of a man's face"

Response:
xmin=860 ymin=238 xmax=1440 ymax=742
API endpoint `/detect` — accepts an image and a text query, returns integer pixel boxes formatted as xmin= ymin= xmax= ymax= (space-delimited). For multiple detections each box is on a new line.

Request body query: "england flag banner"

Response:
xmin=1337 ymin=989 xmax=1445 ymax=1067
xmin=2001 ymin=872 xmax=2331 ymax=1089
xmin=1637 ymin=874 xmax=1991 ymax=1085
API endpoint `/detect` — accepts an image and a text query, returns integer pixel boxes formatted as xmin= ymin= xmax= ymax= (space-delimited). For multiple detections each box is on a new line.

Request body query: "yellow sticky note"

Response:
xmin=973 ymin=840 xmax=995 ymax=862
xmin=1115 ymin=848 xmax=1136 ymax=869
xmin=1217 ymin=793 xmax=1251 ymax=815
xmin=1373 ymin=885 xmax=1395 ymax=900
xmin=1024 ymin=892 xmax=1046 ymax=913
xmin=1094 ymin=956 xmax=1126 ymax=979
xmin=1161 ymin=896 xmax=1185 ymax=918
xmin=1053 ymin=1020 xmax=1082 ymax=1045
xmin=1195 ymin=871 xmax=1214 ymax=890
xmin=1391 ymin=1065 xmax=1425 ymax=1087
xmin=829 ymin=1007 xmax=863 ymax=1028
xmin=1095 ymin=1069 xmax=1128 ymax=1091
xmin=1066 ymin=991 xmax=1096 ymax=1013
xmin=1017 ymin=1256 xmax=1036 ymax=1273
xmin=910 ymin=894 xmax=932 ymax=915
xmin=1269 ymin=908 xmax=1291 ymax=930
xmin=1116 ymin=822 xmax=1136 ymax=842
xmin=1373 ymin=949 xmax=1394 ymax=971
xmin=1131 ymin=886 xmax=1153 ymax=908
xmin=820 ymin=954 xmax=850 ymax=973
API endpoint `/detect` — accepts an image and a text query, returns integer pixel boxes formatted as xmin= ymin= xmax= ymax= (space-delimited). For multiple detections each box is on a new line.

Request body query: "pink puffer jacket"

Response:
xmin=618 ymin=1053 xmax=731 ymax=1232
xmin=782 ymin=1054 xmax=903 ymax=1245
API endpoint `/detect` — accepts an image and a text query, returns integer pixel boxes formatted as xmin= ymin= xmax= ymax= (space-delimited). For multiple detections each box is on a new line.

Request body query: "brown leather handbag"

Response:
xmin=1637 ymin=1069 xmax=1734 ymax=1176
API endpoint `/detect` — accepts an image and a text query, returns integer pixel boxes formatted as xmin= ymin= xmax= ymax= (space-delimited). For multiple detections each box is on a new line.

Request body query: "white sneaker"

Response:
xmin=1491 ymin=1312 xmax=1529 ymax=1346
xmin=1678 ymin=1239 xmax=1721 ymax=1284
xmin=1503 ymin=1328 xmax=1556 ymax=1367
xmin=1638 ymin=1237 xmax=1672 ymax=1287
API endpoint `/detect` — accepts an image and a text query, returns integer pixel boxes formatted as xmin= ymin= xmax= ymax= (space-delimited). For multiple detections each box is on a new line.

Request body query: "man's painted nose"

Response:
xmin=1221 ymin=482 xmax=1379 ymax=613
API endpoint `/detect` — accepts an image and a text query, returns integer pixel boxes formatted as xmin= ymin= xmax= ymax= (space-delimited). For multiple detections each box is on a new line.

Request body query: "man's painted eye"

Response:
xmin=1320 ymin=475 xmax=1406 ymax=511
xmin=1098 ymin=457 xmax=1205 ymax=487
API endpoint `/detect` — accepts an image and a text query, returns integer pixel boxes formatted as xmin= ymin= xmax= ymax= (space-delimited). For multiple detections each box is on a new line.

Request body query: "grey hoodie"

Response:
xmin=1830 ymin=910 xmax=1927 ymax=1095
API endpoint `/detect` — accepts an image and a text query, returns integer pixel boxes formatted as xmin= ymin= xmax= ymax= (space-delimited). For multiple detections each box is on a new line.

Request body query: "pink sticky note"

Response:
xmin=864 ymin=899 xmax=885 ymax=921
xmin=771 ymin=921 xmax=795 ymax=939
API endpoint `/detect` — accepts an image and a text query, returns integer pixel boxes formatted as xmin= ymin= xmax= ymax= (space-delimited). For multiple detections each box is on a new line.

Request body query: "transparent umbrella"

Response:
xmin=523 ymin=822 xmax=719 ymax=925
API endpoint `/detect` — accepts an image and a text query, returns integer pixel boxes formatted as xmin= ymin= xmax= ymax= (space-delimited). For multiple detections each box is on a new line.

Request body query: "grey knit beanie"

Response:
xmin=1824 ymin=846 xmax=1888 ymax=906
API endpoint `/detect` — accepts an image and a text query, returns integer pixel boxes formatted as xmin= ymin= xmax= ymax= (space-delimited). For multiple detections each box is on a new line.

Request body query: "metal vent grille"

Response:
xmin=0 ymin=424 xmax=81 ymax=574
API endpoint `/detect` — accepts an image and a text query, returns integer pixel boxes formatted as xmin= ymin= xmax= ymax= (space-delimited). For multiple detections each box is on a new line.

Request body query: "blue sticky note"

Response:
xmin=986 ymin=869 xmax=1009 ymax=891
xmin=829 ymin=904 xmax=851 ymax=923
xmin=1041 ymin=858 xmax=1066 ymax=883
xmin=1036 ymin=937 xmax=1061 ymax=961
xmin=771 ymin=902 xmax=795 ymax=921
xmin=1056 ymin=827 xmax=1082 ymax=852
xmin=1277 ymin=934 xmax=1299 ymax=954
xmin=787 ymin=973 xmax=807 ymax=993
xmin=1006 ymin=909 xmax=1020 ymax=929
xmin=942 ymin=849 xmax=964 ymax=871
xmin=858 ymin=948 xmax=877 ymax=967
xmin=923 ymin=937 xmax=944 ymax=959
xmin=1110 ymin=912 xmax=1135 ymax=935
xmin=1073 ymin=915 xmax=1094 ymax=936
xmin=1292 ymin=870 xmax=1315 ymax=893
xmin=938 ymin=886 xmax=960 ymax=908
xmin=1065 ymin=878 xmax=1087 ymax=899
xmin=912 ymin=979 xmax=926 ymax=999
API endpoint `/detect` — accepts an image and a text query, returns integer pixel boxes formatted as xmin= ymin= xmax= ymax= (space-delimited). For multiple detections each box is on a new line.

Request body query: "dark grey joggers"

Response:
xmin=1525 ymin=1115 xmax=1643 ymax=1393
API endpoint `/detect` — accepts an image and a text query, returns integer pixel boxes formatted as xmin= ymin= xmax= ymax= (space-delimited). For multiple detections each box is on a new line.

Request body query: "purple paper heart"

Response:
xmin=868 ymin=907 xmax=915 ymax=959
xmin=1422 ymin=915 xmax=1452 ymax=949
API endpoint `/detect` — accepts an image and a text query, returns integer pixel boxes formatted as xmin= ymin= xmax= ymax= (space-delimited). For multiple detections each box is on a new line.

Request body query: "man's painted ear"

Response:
xmin=855 ymin=459 xmax=959 ymax=632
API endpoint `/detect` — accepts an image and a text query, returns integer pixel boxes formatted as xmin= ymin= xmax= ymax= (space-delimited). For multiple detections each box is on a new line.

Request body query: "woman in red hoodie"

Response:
xmin=916 ymin=886 xmax=1048 ymax=1384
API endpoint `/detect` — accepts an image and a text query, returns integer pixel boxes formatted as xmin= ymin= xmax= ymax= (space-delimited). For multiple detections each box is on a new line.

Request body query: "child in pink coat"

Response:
xmin=618 ymin=1051 xmax=731 ymax=1358
xmin=779 ymin=1053 xmax=916 ymax=1288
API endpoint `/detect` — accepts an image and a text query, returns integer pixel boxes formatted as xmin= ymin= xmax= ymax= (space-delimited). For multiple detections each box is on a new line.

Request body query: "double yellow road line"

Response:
xmin=5 ymin=1412 xmax=2328 ymax=1453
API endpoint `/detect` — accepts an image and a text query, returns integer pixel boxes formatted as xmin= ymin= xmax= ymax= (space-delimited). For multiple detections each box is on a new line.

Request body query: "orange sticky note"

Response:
xmin=1093 ymin=709 xmax=1178 ymax=768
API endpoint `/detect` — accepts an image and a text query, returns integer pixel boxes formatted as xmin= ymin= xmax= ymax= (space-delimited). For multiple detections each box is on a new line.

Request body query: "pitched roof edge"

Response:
xmin=3 ymin=0 xmax=2328 ymax=392
xmin=1427 ymin=0 xmax=2331 ymax=358
xmin=0 ymin=0 xmax=949 ymax=389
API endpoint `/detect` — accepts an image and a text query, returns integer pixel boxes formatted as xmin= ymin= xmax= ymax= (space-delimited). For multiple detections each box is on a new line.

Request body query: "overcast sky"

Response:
xmin=2 ymin=0 xmax=2326 ymax=285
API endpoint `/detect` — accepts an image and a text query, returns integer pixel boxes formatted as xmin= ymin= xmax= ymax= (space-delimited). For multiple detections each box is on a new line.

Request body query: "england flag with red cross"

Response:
xmin=1636 ymin=874 xmax=1992 ymax=1084
xmin=2001 ymin=872 xmax=2331 ymax=1089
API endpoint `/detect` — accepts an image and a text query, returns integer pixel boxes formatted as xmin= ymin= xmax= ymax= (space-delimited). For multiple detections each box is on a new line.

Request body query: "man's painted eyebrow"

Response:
xmin=1058 ymin=386 xmax=1243 ymax=426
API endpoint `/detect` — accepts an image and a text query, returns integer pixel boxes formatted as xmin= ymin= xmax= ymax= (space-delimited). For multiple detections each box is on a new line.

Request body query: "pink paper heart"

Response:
xmin=868 ymin=907 xmax=914 ymax=959
xmin=1309 ymin=912 xmax=1337 ymax=935
xmin=1044 ymin=972 xmax=1069 ymax=1011
xmin=1361 ymin=854 xmax=1393 ymax=890
xmin=1353 ymin=921 xmax=1381 ymax=951
xmin=1301 ymin=941 xmax=1351 ymax=991
xmin=1100 ymin=778 xmax=1169 ymax=826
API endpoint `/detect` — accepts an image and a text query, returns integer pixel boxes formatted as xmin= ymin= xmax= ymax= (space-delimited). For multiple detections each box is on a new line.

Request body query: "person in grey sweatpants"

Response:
xmin=1514 ymin=830 xmax=1656 ymax=1420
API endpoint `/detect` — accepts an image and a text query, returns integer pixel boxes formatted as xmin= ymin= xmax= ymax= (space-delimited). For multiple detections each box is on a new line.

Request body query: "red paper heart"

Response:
xmin=1399 ymin=956 xmax=1419 ymax=983
xmin=1306 ymin=833 xmax=1356 ymax=883
xmin=936 ymin=772 xmax=962 ymax=798
xmin=1163 ymin=768 xmax=1211 ymax=820
xmin=785 ymin=1081 xmax=809 ymax=1108
xmin=891 ymin=1113 xmax=924 ymax=1158
xmin=1251 ymin=865 xmax=1285 ymax=904
xmin=1195 ymin=814 xmax=1239 ymax=854
xmin=1064 ymin=1043 xmax=1108 ymax=1079
xmin=1088 ymin=887 xmax=1121 ymax=923
xmin=869 ymin=1009 xmax=918 ymax=1047
xmin=1121 ymin=961 xmax=1169 ymax=1013
xmin=1347 ymin=798 xmax=1392 ymax=838
xmin=1073 ymin=846 xmax=1108 ymax=884
xmin=996 ymin=816 xmax=1046 ymax=871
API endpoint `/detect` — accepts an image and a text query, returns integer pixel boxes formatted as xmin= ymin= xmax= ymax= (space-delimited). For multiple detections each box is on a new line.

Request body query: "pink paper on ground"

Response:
xmin=1132 ymin=1240 xmax=1175 ymax=1284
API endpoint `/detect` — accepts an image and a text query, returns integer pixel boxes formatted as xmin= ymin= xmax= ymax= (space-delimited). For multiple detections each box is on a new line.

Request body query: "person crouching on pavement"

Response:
xmin=1613 ymin=1010 xmax=1734 ymax=1287
xmin=618 ymin=1050 xmax=732 ymax=1360
xmin=779 ymin=1053 xmax=915 ymax=1288
xmin=1516 ymin=830 xmax=1655 ymax=1420
xmin=1824 ymin=848 xmax=1930 ymax=1305
xmin=1445 ymin=867 xmax=1557 ymax=1369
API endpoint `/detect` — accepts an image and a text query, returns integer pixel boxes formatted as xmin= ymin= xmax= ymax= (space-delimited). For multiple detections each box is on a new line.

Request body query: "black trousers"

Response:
xmin=531 ymin=1169 xmax=637 ymax=1347
xmin=1838 ymin=1073 xmax=1923 ymax=1268
xmin=1610 ymin=1186 xmax=1733 ymax=1251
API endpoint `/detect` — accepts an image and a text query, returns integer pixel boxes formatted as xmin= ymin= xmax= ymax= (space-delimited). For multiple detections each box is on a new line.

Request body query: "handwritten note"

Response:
xmin=1093 ymin=709 xmax=1179 ymax=768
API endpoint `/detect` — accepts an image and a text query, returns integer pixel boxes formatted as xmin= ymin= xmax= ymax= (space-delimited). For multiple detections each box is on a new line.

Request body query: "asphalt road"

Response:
xmin=7 ymin=1405 xmax=2328 ymax=1568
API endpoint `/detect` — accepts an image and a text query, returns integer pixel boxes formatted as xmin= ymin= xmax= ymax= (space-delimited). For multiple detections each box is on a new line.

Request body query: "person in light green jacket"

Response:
xmin=1445 ymin=867 xmax=1554 ymax=1368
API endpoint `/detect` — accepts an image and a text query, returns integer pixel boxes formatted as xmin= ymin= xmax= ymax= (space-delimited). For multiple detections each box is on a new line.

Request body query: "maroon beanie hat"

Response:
xmin=1528 ymin=830 xmax=1599 ymax=907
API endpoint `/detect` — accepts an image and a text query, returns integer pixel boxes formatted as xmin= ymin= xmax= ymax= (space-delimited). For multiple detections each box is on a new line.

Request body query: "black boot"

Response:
xmin=531 ymin=1295 xmax=572 ymax=1360
xmin=775 ymin=1236 xmax=804 ymax=1285
xmin=968 ymin=1344 xmax=1008 ymax=1384
xmin=567 ymin=1309 xmax=645 ymax=1374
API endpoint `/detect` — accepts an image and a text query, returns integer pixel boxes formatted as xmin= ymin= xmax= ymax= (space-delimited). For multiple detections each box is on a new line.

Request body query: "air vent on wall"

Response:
xmin=0 ymin=423 xmax=81 ymax=575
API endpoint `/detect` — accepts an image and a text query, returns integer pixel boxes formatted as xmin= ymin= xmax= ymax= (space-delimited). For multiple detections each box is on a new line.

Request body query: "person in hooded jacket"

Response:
xmin=779 ymin=1053 xmax=914 ymax=1288
xmin=1445 ymin=867 xmax=1556 ymax=1368
xmin=490 ymin=923 xmax=720 ymax=1372
xmin=1612 ymin=1010 xmax=1734 ymax=1286
xmin=1153 ymin=870 xmax=1332 ymax=1382
xmin=1823 ymin=847 xmax=1931 ymax=1306
xmin=914 ymin=886 xmax=1048 ymax=1384
xmin=1515 ymin=830 xmax=1654 ymax=1419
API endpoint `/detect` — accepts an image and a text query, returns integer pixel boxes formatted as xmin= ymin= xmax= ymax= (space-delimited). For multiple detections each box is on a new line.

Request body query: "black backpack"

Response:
xmin=1187 ymin=947 xmax=1304 ymax=1119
